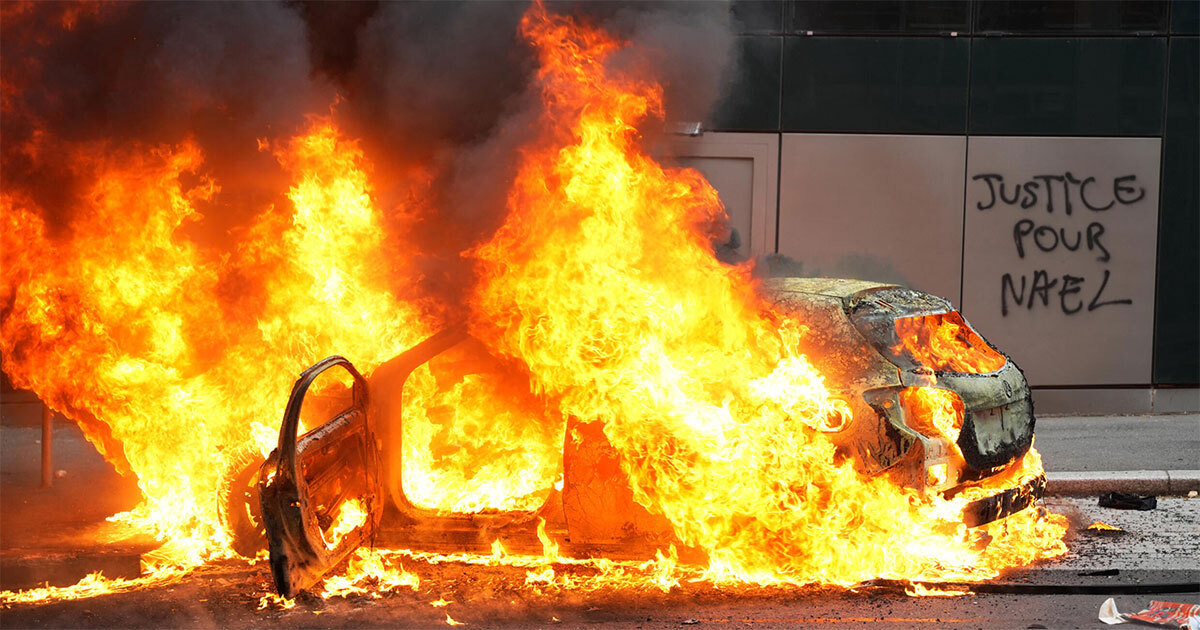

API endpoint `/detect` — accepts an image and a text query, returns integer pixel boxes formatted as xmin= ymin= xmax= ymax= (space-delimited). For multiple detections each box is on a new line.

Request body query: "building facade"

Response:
xmin=675 ymin=0 xmax=1199 ymax=413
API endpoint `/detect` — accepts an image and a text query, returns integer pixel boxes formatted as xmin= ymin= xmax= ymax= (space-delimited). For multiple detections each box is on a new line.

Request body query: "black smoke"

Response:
xmin=2 ymin=0 xmax=736 ymax=311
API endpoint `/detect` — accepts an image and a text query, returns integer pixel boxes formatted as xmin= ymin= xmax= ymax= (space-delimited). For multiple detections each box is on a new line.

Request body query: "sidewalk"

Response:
xmin=1035 ymin=413 xmax=1200 ymax=495
xmin=1035 ymin=414 xmax=1199 ymax=472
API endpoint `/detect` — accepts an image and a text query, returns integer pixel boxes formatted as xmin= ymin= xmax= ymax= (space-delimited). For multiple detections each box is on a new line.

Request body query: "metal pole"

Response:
xmin=41 ymin=404 xmax=53 ymax=489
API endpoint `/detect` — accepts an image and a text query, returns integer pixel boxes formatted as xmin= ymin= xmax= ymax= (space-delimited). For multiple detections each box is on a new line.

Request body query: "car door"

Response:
xmin=258 ymin=356 xmax=383 ymax=597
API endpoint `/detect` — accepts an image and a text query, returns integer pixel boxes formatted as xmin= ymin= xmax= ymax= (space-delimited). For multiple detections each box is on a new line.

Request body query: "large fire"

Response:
xmin=0 ymin=1 xmax=1067 ymax=606
xmin=892 ymin=311 xmax=1008 ymax=374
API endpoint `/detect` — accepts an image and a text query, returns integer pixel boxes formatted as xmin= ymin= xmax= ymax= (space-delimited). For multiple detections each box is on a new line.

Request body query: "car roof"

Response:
xmin=762 ymin=277 xmax=897 ymax=301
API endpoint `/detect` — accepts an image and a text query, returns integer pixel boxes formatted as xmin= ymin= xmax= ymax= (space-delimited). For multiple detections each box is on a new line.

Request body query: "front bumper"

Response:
xmin=958 ymin=473 xmax=1045 ymax=527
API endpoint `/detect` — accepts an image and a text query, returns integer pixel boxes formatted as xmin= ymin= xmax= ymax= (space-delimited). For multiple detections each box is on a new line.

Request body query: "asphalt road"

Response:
xmin=1035 ymin=414 xmax=1200 ymax=472
xmin=4 ymin=587 xmax=1198 ymax=630
xmin=3 ymin=409 xmax=1199 ymax=628
xmin=1 ymin=497 xmax=1197 ymax=629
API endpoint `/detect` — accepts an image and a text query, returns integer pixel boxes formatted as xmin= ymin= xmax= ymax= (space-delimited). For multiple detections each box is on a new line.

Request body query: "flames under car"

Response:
xmin=226 ymin=278 xmax=1044 ymax=597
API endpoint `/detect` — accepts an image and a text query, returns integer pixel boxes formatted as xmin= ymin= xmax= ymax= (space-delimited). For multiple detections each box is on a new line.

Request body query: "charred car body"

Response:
xmin=232 ymin=278 xmax=1043 ymax=596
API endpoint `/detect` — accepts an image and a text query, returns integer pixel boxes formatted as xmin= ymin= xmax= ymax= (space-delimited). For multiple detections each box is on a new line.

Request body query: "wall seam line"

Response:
xmin=774 ymin=34 xmax=784 ymax=254
xmin=1149 ymin=21 xmax=1175 ymax=393
xmin=958 ymin=19 xmax=975 ymax=310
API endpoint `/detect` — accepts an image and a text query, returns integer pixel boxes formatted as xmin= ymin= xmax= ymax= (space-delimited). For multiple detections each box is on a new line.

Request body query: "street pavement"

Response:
xmin=2 ymin=408 xmax=1199 ymax=629
xmin=1 ymin=496 xmax=1196 ymax=629
xmin=1035 ymin=413 xmax=1199 ymax=472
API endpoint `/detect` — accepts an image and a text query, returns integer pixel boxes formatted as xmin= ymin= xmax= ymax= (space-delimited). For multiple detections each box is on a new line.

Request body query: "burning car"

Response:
xmin=230 ymin=278 xmax=1044 ymax=597
xmin=0 ymin=2 xmax=1072 ymax=607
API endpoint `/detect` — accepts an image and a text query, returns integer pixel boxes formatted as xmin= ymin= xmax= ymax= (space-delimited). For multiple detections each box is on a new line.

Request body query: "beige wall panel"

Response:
xmin=669 ymin=132 xmax=778 ymax=258
xmin=961 ymin=137 xmax=1161 ymax=386
xmin=777 ymin=134 xmax=966 ymax=303
xmin=676 ymin=157 xmax=754 ymax=258
xmin=1031 ymin=388 xmax=1153 ymax=416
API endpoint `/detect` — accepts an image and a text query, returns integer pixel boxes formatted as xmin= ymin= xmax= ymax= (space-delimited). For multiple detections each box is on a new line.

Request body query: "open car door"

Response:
xmin=258 ymin=356 xmax=383 ymax=597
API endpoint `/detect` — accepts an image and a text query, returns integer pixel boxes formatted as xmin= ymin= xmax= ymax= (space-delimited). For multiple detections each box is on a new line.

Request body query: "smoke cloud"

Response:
xmin=2 ymin=0 xmax=737 ymax=314
xmin=1 ymin=2 xmax=329 ymax=239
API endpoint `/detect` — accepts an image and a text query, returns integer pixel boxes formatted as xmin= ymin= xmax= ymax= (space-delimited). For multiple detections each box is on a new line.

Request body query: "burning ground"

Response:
xmin=2 ymin=0 xmax=1066 ymax=612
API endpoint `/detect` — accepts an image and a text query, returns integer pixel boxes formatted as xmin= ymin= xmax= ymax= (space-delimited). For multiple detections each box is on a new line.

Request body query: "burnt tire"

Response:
xmin=219 ymin=444 xmax=268 ymax=559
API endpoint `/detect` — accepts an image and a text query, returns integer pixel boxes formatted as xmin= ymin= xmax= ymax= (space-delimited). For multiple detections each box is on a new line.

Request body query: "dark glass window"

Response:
xmin=708 ymin=36 xmax=783 ymax=131
xmin=974 ymin=1 xmax=1169 ymax=35
xmin=970 ymin=38 xmax=1167 ymax=136
xmin=788 ymin=1 xmax=968 ymax=34
xmin=782 ymin=37 xmax=969 ymax=133
xmin=1154 ymin=36 xmax=1200 ymax=384
xmin=731 ymin=0 xmax=784 ymax=34
xmin=1171 ymin=0 xmax=1200 ymax=34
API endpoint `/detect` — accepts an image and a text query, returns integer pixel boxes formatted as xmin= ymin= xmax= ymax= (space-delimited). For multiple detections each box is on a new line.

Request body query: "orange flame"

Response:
xmin=900 ymin=387 xmax=966 ymax=456
xmin=1 ymin=120 xmax=430 ymax=566
xmin=467 ymin=2 xmax=1065 ymax=585
xmin=319 ymin=548 xmax=420 ymax=599
xmin=0 ymin=1 xmax=1067 ymax=604
xmin=892 ymin=312 xmax=1006 ymax=374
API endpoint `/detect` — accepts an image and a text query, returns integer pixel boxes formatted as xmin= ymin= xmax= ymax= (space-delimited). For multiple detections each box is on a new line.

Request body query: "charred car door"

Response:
xmin=258 ymin=356 xmax=383 ymax=597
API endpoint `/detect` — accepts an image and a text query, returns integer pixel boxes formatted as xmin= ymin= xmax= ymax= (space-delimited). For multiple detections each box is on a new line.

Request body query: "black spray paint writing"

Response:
xmin=1012 ymin=219 xmax=1109 ymax=262
xmin=1000 ymin=269 xmax=1132 ymax=316
xmin=973 ymin=173 xmax=1145 ymax=317
xmin=973 ymin=172 xmax=1145 ymax=214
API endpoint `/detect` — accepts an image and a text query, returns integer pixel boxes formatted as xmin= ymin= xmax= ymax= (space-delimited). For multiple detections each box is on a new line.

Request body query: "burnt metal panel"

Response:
xmin=936 ymin=367 xmax=1035 ymax=471
xmin=959 ymin=474 xmax=1046 ymax=528
xmin=259 ymin=357 xmax=381 ymax=597
xmin=846 ymin=283 xmax=1035 ymax=476
xmin=367 ymin=326 xmax=469 ymax=518
xmin=561 ymin=418 xmax=679 ymax=548
xmin=765 ymin=279 xmax=911 ymax=475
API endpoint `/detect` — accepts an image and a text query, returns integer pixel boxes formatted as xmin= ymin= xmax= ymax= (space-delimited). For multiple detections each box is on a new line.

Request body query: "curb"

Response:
xmin=1045 ymin=470 xmax=1200 ymax=496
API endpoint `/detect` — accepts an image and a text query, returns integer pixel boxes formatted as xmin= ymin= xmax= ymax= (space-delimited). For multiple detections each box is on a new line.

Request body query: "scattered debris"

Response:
xmin=1098 ymin=492 xmax=1157 ymax=511
xmin=1099 ymin=598 xmax=1200 ymax=627
xmin=1100 ymin=599 xmax=1123 ymax=625
xmin=1079 ymin=569 xmax=1120 ymax=577
xmin=681 ymin=620 xmax=700 ymax=625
